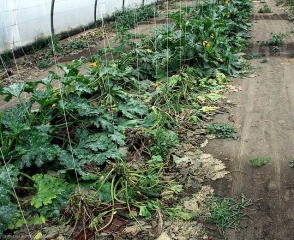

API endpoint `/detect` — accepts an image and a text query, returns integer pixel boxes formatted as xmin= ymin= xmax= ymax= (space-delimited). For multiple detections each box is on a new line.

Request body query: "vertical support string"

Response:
xmin=0 ymin=148 xmax=33 ymax=239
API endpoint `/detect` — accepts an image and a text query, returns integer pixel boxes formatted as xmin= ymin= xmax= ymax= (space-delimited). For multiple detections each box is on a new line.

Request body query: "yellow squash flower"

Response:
xmin=210 ymin=33 xmax=215 ymax=39
xmin=53 ymin=88 xmax=60 ymax=97
xmin=218 ymin=58 xmax=224 ymax=63
xmin=226 ymin=13 xmax=230 ymax=18
xmin=203 ymin=41 xmax=211 ymax=47
xmin=90 ymin=61 xmax=98 ymax=67
xmin=225 ymin=0 xmax=229 ymax=4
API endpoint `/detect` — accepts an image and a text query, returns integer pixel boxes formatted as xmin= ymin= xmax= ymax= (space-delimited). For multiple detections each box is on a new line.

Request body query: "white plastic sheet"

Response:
xmin=0 ymin=0 xmax=156 ymax=53
xmin=124 ymin=0 xmax=143 ymax=8
xmin=0 ymin=0 xmax=52 ymax=52
xmin=96 ymin=0 xmax=123 ymax=20
xmin=54 ymin=0 xmax=94 ymax=34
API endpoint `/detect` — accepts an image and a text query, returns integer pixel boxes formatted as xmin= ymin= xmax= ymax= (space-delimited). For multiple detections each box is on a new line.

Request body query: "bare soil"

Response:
xmin=204 ymin=1 xmax=294 ymax=239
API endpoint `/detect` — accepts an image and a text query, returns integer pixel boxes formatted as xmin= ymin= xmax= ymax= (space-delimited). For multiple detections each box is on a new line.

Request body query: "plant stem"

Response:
xmin=19 ymin=172 xmax=34 ymax=182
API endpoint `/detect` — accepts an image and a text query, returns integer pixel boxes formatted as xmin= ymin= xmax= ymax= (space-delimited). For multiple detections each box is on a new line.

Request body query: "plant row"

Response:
xmin=0 ymin=0 xmax=252 ymax=238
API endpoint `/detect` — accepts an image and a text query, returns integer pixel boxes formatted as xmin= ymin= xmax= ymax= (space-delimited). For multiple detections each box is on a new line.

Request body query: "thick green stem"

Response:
xmin=19 ymin=172 xmax=34 ymax=182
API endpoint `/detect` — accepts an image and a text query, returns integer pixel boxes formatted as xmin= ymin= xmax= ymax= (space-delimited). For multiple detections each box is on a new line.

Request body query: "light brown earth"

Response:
xmin=204 ymin=0 xmax=294 ymax=239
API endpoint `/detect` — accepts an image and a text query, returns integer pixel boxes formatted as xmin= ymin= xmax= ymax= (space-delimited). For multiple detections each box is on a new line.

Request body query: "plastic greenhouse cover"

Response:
xmin=0 ymin=0 xmax=156 ymax=54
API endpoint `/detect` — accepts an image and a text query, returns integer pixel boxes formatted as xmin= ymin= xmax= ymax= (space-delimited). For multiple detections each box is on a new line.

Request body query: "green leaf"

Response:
xmin=60 ymin=61 xmax=80 ymax=77
xmin=37 ymin=73 xmax=56 ymax=86
xmin=0 ymin=204 xmax=18 ymax=238
xmin=8 ymin=213 xmax=27 ymax=230
xmin=15 ymin=129 xmax=60 ymax=168
xmin=2 ymin=103 xmax=30 ymax=126
xmin=117 ymin=118 xmax=138 ymax=129
xmin=31 ymin=174 xmax=69 ymax=208
xmin=166 ymin=205 xmax=196 ymax=220
xmin=215 ymin=72 xmax=227 ymax=84
xmin=205 ymin=93 xmax=223 ymax=101
xmin=58 ymin=150 xmax=78 ymax=171
xmin=92 ymin=114 xmax=114 ymax=132
xmin=0 ymin=186 xmax=11 ymax=205
xmin=35 ymin=124 xmax=54 ymax=133
xmin=38 ymin=189 xmax=73 ymax=222
xmin=3 ymin=121 xmax=30 ymax=137
xmin=32 ymin=89 xmax=57 ymax=108
xmin=117 ymin=98 xmax=147 ymax=119
xmin=29 ymin=214 xmax=47 ymax=225
xmin=169 ymin=184 xmax=183 ymax=194
xmin=1 ymin=83 xmax=26 ymax=101
xmin=73 ymin=82 xmax=93 ymax=94
xmin=58 ymin=129 xmax=121 ymax=175
xmin=81 ymin=173 xmax=98 ymax=181
xmin=0 ymin=164 xmax=19 ymax=188
xmin=94 ymin=180 xmax=112 ymax=203
xmin=139 ymin=205 xmax=152 ymax=219
xmin=108 ymin=130 xmax=125 ymax=146
xmin=142 ymin=113 xmax=157 ymax=128
xmin=167 ymin=74 xmax=180 ymax=87
xmin=76 ymin=130 xmax=113 ymax=152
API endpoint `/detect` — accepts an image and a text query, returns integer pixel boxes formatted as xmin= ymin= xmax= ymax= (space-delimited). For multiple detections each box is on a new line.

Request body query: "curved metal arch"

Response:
xmin=94 ymin=0 xmax=98 ymax=25
xmin=50 ymin=0 xmax=55 ymax=35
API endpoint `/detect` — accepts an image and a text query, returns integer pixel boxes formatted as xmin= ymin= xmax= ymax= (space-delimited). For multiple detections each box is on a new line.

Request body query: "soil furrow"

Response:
xmin=205 ymin=1 xmax=294 ymax=239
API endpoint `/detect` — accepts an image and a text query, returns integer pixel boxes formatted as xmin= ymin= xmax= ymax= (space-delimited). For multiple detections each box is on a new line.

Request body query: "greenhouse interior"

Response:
xmin=1 ymin=0 xmax=294 ymax=239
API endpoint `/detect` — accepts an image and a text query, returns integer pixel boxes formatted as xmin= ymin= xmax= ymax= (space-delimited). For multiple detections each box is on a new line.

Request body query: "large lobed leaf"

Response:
xmin=15 ymin=128 xmax=60 ymax=168
xmin=0 ymin=164 xmax=19 ymax=189
xmin=0 ymin=205 xmax=18 ymax=238
xmin=31 ymin=174 xmax=71 ymax=208
xmin=58 ymin=128 xmax=124 ymax=176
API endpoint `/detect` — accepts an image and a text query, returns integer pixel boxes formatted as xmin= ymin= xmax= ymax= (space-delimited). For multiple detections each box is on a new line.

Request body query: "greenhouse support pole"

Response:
xmin=94 ymin=0 xmax=98 ymax=26
xmin=51 ymin=0 xmax=55 ymax=35
xmin=122 ymin=0 xmax=125 ymax=10
xmin=142 ymin=0 xmax=145 ymax=6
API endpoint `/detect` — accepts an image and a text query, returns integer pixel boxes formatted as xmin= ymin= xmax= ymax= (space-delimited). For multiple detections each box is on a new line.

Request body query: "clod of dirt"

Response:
xmin=156 ymin=232 xmax=171 ymax=240
xmin=162 ymin=220 xmax=206 ymax=240
xmin=173 ymin=152 xmax=229 ymax=183
xmin=183 ymin=185 xmax=214 ymax=212
xmin=121 ymin=221 xmax=152 ymax=238
xmin=198 ymin=154 xmax=229 ymax=181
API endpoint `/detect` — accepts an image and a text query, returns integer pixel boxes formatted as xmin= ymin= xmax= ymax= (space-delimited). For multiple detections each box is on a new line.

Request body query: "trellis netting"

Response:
xmin=0 ymin=0 xmax=157 ymax=54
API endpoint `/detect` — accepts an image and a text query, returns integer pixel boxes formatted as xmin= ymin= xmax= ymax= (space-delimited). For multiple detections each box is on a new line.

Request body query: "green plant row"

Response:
xmin=0 ymin=0 xmax=253 ymax=237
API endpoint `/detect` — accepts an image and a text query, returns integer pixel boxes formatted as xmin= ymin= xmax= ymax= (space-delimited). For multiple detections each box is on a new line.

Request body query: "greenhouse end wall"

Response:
xmin=0 ymin=0 xmax=157 ymax=54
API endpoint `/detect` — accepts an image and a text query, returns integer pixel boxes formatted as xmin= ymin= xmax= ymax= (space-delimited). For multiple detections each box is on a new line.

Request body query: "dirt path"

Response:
xmin=204 ymin=1 xmax=294 ymax=239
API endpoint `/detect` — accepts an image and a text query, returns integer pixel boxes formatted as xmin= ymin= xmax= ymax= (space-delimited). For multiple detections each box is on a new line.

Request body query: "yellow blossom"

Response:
xmin=203 ymin=41 xmax=211 ymax=48
xmin=53 ymin=88 xmax=60 ymax=97
xmin=52 ymin=104 xmax=56 ymax=109
xmin=226 ymin=13 xmax=230 ymax=18
xmin=225 ymin=0 xmax=229 ymax=4
xmin=218 ymin=58 xmax=224 ymax=63
xmin=147 ymin=49 xmax=153 ymax=53
xmin=210 ymin=33 xmax=215 ymax=39
xmin=90 ymin=61 xmax=98 ymax=67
